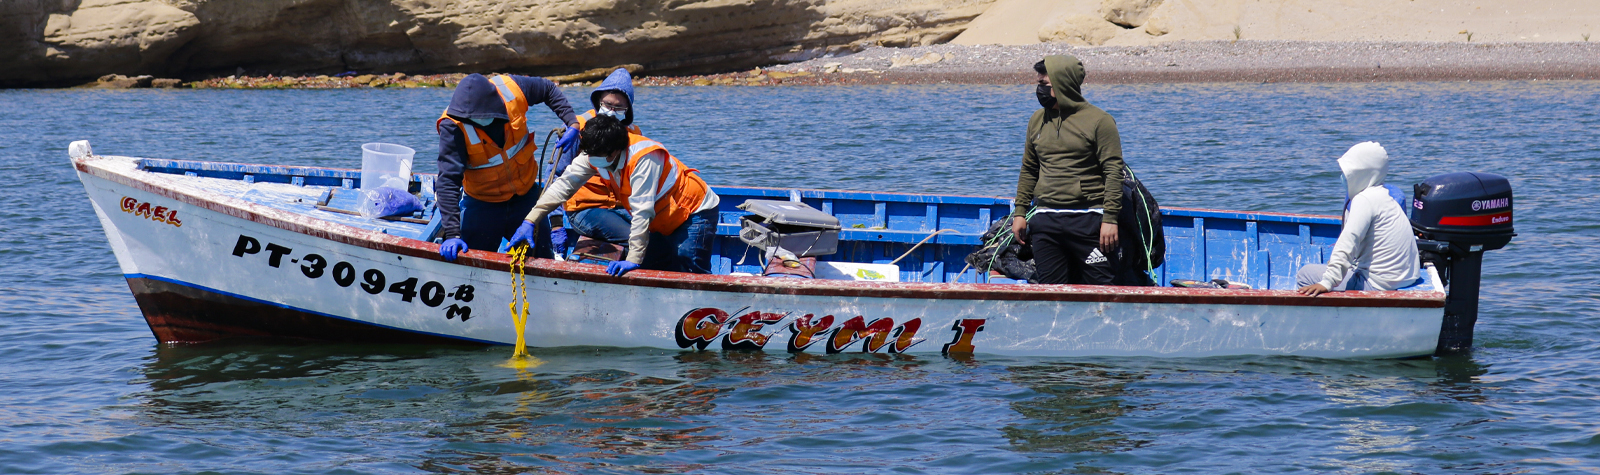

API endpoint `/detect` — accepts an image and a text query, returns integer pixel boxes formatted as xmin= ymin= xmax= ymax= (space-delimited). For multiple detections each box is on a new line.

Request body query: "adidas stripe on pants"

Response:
xmin=1026 ymin=212 xmax=1115 ymax=285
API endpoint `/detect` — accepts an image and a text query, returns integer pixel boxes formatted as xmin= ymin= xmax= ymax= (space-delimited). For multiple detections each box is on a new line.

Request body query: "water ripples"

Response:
xmin=2 ymin=80 xmax=1599 ymax=473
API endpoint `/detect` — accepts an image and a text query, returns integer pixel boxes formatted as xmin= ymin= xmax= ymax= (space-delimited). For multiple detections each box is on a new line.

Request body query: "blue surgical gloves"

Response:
xmin=555 ymin=125 xmax=580 ymax=155
xmin=606 ymin=260 xmax=640 ymax=277
xmin=507 ymin=220 xmax=537 ymax=250
xmin=550 ymin=226 xmax=568 ymax=258
xmin=439 ymin=238 xmax=467 ymax=261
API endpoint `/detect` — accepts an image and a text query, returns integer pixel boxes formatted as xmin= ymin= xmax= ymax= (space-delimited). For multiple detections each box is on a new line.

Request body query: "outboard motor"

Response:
xmin=1410 ymin=172 xmax=1514 ymax=355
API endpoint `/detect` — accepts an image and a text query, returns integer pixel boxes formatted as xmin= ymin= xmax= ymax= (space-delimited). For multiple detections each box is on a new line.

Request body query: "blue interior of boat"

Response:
xmin=137 ymin=159 xmax=1349 ymax=290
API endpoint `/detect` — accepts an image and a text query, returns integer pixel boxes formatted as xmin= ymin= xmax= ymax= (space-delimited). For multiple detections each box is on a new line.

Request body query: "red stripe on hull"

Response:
xmin=126 ymin=277 xmax=484 ymax=346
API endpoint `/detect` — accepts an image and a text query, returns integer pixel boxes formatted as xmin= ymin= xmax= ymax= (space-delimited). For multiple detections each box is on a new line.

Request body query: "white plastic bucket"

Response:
xmin=360 ymin=143 xmax=415 ymax=190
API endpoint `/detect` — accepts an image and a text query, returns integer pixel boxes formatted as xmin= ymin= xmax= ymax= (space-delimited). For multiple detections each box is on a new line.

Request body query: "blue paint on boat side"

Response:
xmin=1164 ymin=207 xmax=1341 ymax=225
xmin=125 ymin=273 xmax=504 ymax=346
xmin=135 ymin=160 xmax=1350 ymax=289
xmin=139 ymin=158 xmax=366 ymax=187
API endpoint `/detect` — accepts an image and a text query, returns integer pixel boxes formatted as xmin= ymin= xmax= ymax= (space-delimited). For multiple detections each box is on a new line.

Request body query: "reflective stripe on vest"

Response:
xmin=490 ymin=76 xmax=518 ymax=105
xmin=624 ymin=139 xmax=678 ymax=194
xmin=433 ymin=74 xmax=539 ymax=202
xmin=592 ymin=134 xmax=708 ymax=234
xmin=460 ymin=124 xmax=534 ymax=170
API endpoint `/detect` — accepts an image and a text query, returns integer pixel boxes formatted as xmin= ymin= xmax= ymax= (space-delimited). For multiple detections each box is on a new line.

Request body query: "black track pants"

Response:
xmin=1027 ymin=212 xmax=1115 ymax=285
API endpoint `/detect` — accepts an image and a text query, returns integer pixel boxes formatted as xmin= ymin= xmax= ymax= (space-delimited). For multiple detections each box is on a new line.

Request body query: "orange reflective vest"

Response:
xmin=590 ymin=134 xmax=708 ymax=235
xmin=435 ymin=75 xmax=538 ymax=202
xmin=563 ymin=110 xmax=641 ymax=213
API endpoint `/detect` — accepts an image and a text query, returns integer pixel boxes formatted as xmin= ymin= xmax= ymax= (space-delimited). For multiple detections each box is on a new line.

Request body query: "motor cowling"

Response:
xmin=1409 ymin=171 xmax=1513 ymax=356
xmin=1411 ymin=172 xmax=1514 ymax=251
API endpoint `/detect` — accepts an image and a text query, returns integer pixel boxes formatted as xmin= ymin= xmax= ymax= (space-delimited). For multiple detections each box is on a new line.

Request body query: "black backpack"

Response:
xmin=1115 ymin=168 xmax=1164 ymax=285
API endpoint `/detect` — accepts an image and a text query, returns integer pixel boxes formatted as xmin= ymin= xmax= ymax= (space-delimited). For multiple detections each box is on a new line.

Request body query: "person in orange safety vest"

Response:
xmin=434 ymin=73 xmax=577 ymax=261
xmin=546 ymin=68 xmax=641 ymax=257
xmin=511 ymin=115 xmax=720 ymax=277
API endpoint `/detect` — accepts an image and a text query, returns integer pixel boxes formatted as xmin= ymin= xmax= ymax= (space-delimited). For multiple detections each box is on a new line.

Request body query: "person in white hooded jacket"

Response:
xmin=1297 ymin=142 xmax=1421 ymax=296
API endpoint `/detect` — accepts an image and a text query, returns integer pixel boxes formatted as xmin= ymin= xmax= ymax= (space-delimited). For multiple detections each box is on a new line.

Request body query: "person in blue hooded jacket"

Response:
xmin=545 ymin=68 xmax=641 ymax=256
xmin=434 ymin=73 xmax=578 ymax=261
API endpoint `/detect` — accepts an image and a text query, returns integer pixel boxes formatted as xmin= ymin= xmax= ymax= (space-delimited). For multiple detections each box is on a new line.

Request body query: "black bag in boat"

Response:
xmin=965 ymin=218 xmax=1035 ymax=281
xmin=1114 ymin=168 xmax=1164 ymax=286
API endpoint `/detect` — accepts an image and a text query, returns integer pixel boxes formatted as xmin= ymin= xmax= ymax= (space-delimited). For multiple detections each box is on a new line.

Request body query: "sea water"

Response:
xmin=1 ymin=81 xmax=1597 ymax=473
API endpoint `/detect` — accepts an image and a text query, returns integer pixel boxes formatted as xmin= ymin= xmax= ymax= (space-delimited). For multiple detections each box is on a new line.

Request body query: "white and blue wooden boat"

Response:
xmin=72 ymin=141 xmax=1491 ymax=359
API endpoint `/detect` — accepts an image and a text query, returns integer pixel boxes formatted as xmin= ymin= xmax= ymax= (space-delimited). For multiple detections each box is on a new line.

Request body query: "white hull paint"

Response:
xmin=77 ymin=154 xmax=1446 ymax=358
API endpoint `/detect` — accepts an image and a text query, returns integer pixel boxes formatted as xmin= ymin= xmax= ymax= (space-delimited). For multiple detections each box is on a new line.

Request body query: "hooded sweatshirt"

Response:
xmin=591 ymin=68 xmax=636 ymax=127
xmin=1319 ymin=142 xmax=1420 ymax=290
xmin=436 ymin=74 xmax=576 ymax=240
xmin=1013 ymin=55 xmax=1124 ymax=223
xmin=551 ymin=68 xmax=638 ymax=179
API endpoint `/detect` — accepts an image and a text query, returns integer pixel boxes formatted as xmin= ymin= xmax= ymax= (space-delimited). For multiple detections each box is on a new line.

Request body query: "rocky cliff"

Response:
xmin=2 ymin=0 xmax=992 ymax=87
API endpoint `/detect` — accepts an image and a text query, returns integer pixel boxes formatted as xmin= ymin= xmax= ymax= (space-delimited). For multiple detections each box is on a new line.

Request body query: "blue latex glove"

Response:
xmin=507 ymin=220 xmax=537 ymax=251
xmin=439 ymin=238 xmax=467 ymax=261
xmin=551 ymin=227 xmax=568 ymax=258
xmin=555 ymin=125 xmax=580 ymax=155
xmin=607 ymin=260 xmax=640 ymax=277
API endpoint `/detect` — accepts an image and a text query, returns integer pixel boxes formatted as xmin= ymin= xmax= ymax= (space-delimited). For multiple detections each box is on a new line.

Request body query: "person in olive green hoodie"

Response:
xmin=1009 ymin=54 xmax=1125 ymax=285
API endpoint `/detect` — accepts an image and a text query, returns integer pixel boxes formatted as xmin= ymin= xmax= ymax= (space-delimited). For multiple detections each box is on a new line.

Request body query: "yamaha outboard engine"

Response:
xmin=1410 ymin=172 xmax=1515 ymax=355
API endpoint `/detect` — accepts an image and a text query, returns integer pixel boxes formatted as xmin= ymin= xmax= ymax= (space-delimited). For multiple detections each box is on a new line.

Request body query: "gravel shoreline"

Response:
xmin=130 ymin=40 xmax=1600 ymax=90
xmin=751 ymin=40 xmax=1600 ymax=84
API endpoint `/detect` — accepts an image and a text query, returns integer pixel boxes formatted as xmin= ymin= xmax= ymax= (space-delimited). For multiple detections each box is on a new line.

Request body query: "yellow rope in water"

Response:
xmin=506 ymin=245 xmax=531 ymax=360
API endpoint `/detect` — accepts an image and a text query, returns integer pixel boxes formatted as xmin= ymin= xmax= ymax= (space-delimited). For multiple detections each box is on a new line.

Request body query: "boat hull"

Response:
xmin=77 ymin=154 xmax=1446 ymax=358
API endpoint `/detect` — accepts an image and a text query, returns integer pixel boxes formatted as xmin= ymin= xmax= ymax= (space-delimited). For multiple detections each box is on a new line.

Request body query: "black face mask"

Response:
xmin=1036 ymin=84 xmax=1057 ymax=109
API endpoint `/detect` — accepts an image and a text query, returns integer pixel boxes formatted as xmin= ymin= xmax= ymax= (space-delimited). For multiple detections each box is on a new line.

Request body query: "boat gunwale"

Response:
xmin=77 ymin=154 xmax=1445 ymax=309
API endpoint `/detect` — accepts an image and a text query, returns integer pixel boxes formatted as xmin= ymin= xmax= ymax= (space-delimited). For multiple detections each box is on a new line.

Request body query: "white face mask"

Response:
xmin=469 ymin=117 xmax=495 ymax=127
xmin=589 ymin=152 xmax=616 ymax=168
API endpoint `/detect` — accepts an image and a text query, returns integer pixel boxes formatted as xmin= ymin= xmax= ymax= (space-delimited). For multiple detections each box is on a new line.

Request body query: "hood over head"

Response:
xmin=590 ymin=68 xmax=636 ymax=126
xmin=1337 ymin=141 xmax=1389 ymax=197
xmin=445 ymin=73 xmax=509 ymax=122
xmin=1043 ymin=55 xmax=1087 ymax=109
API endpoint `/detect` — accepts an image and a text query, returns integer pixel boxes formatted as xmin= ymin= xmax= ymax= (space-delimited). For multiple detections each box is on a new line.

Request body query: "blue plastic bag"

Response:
xmin=357 ymin=186 xmax=423 ymax=219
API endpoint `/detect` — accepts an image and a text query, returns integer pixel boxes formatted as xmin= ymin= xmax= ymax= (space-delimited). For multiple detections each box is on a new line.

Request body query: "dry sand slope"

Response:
xmin=954 ymin=0 xmax=1600 ymax=46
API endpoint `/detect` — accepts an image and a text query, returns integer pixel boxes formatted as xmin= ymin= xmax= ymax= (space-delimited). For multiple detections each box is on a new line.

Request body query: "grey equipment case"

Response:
xmin=737 ymin=199 xmax=841 ymax=257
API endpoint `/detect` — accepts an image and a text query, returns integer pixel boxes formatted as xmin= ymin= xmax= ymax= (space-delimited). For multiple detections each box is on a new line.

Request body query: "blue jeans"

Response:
xmin=641 ymin=208 xmax=718 ymax=274
xmin=459 ymin=186 xmax=552 ymax=259
xmin=567 ymin=207 xmax=631 ymax=243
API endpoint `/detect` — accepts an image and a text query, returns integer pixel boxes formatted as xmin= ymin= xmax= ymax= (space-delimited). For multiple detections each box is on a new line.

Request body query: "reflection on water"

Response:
xmin=133 ymin=345 xmax=730 ymax=472
xmin=120 ymin=344 xmax=1528 ymax=473
xmin=1001 ymin=363 xmax=1145 ymax=455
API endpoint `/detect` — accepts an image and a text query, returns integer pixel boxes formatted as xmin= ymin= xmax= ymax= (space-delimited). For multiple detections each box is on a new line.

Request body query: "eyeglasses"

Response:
xmin=600 ymin=103 xmax=629 ymax=112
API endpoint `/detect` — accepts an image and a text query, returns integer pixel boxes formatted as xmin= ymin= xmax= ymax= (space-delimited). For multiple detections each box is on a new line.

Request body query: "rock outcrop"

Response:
xmin=1100 ymin=0 xmax=1162 ymax=28
xmin=1035 ymin=0 xmax=1163 ymax=45
xmin=1037 ymin=14 xmax=1122 ymax=45
xmin=2 ymin=0 xmax=992 ymax=87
